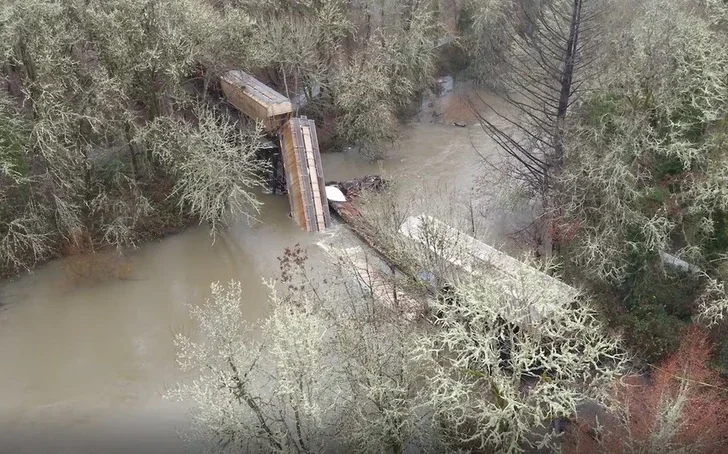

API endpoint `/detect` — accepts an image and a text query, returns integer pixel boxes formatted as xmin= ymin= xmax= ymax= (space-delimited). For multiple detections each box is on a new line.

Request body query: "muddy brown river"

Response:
xmin=0 ymin=84 xmax=528 ymax=453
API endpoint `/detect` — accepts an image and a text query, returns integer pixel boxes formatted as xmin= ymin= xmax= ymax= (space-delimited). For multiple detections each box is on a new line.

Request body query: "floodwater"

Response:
xmin=0 ymin=82 xmax=529 ymax=453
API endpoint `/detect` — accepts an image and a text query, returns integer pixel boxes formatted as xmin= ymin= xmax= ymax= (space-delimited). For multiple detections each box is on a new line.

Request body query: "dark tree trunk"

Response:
xmin=470 ymin=0 xmax=597 ymax=257
xmin=125 ymin=122 xmax=139 ymax=181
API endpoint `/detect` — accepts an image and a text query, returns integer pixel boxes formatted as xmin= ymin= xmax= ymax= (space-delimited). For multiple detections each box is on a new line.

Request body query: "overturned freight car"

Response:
xmin=220 ymin=70 xmax=293 ymax=133
xmin=280 ymin=117 xmax=331 ymax=233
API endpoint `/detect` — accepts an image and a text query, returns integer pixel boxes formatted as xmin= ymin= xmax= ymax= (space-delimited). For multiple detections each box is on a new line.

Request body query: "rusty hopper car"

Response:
xmin=280 ymin=117 xmax=331 ymax=232
xmin=220 ymin=70 xmax=294 ymax=133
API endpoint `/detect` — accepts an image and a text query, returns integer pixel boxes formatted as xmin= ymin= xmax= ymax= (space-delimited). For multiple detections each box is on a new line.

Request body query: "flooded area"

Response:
xmin=0 ymin=82 xmax=530 ymax=452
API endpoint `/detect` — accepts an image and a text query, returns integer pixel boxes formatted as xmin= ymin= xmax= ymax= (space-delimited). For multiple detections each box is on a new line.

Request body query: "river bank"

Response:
xmin=0 ymin=81 xmax=535 ymax=452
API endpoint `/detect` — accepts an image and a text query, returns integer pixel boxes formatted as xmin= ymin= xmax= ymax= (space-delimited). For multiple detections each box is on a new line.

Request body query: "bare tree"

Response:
xmin=170 ymin=201 xmax=628 ymax=453
xmin=0 ymin=0 xmax=274 ymax=270
xmin=144 ymin=105 xmax=268 ymax=237
xmin=459 ymin=0 xmax=542 ymax=85
xmin=330 ymin=0 xmax=440 ymax=157
xmin=167 ymin=262 xmax=433 ymax=453
xmin=0 ymin=0 xmax=239 ymax=270
xmin=415 ymin=257 xmax=627 ymax=453
xmin=0 ymin=92 xmax=54 ymax=272
xmin=470 ymin=0 xmax=606 ymax=255
xmin=0 ymin=0 xmax=438 ymax=280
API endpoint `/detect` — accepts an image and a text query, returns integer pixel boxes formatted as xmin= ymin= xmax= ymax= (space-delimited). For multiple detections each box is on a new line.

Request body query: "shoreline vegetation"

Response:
xmin=0 ymin=0 xmax=462 ymax=281
xmin=2 ymin=0 xmax=728 ymax=451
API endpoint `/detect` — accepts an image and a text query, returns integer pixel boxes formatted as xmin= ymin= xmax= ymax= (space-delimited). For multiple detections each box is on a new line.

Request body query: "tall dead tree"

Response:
xmin=471 ymin=0 xmax=604 ymax=255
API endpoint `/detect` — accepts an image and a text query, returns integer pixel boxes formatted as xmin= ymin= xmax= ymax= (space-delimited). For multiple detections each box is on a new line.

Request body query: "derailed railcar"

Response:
xmin=279 ymin=117 xmax=331 ymax=232
xmin=220 ymin=70 xmax=293 ymax=133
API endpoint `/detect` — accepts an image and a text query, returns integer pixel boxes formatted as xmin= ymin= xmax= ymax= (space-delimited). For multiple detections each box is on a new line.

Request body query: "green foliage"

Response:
xmin=621 ymin=303 xmax=685 ymax=364
xmin=717 ymin=335 xmax=728 ymax=377
xmin=304 ymin=0 xmax=439 ymax=155
xmin=0 ymin=0 xmax=272 ymax=273
xmin=454 ymin=0 xmax=511 ymax=84
xmin=0 ymin=96 xmax=29 ymax=181
xmin=553 ymin=1 xmax=728 ymax=369
xmin=559 ymin=0 xmax=728 ymax=335
xmin=653 ymin=153 xmax=687 ymax=181
xmin=706 ymin=211 xmax=728 ymax=257
xmin=619 ymin=263 xmax=703 ymax=361
xmin=585 ymin=90 xmax=620 ymax=131
xmin=611 ymin=222 xmax=697 ymax=361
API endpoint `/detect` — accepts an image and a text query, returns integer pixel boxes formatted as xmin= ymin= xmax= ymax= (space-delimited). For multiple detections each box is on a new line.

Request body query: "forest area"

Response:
xmin=1 ymin=0 xmax=728 ymax=452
